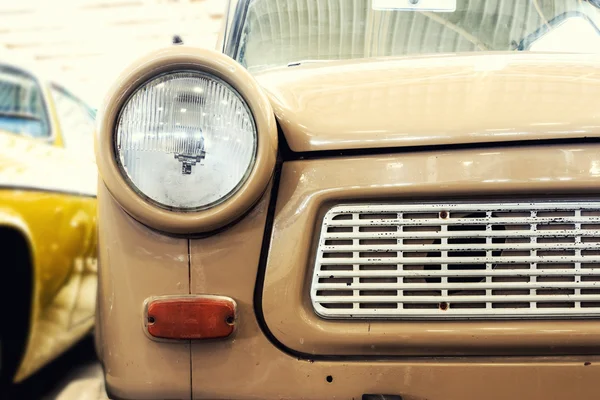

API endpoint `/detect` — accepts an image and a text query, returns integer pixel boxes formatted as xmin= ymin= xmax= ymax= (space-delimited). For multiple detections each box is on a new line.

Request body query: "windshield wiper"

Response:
xmin=0 ymin=111 xmax=42 ymax=122
xmin=287 ymin=59 xmax=334 ymax=67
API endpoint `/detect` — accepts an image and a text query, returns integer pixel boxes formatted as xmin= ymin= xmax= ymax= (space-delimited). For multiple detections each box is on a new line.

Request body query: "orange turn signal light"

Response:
xmin=144 ymin=295 xmax=236 ymax=340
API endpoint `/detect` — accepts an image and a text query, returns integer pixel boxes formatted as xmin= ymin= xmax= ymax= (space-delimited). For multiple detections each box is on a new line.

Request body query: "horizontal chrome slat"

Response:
xmin=323 ymin=230 xmax=600 ymax=239
xmin=321 ymin=243 xmax=600 ymax=252
xmin=325 ymin=217 xmax=600 ymax=226
xmin=318 ymin=257 xmax=600 ymax=265
xmin=326 ymin=203 xmax=600 ymax=212
xmin=311 ymin=201 xmax=600 ymax=320
xmin=314 ymin=308 xmax=600 ymax=317
xmin=315 ymin=269 xmax=600 ymax=277
xmin=317 ymin=295 xmax=600 ymax=303
xmin=315 ymin=282 xmax=600 ymax=290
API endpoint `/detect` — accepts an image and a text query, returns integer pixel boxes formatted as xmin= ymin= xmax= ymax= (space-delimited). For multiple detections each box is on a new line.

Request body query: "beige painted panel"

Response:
xmin=96 ymin=184 xmax=191 ymax=400
xmin=256 ymin=52 xmax=600 ymax=152
xmin=261 ymin=144 xmax=600 ymax=356
xmin=184 ymin=149 xmax=600 ymax=399
xmin=98 ymin=147 xmax=600 ymax=399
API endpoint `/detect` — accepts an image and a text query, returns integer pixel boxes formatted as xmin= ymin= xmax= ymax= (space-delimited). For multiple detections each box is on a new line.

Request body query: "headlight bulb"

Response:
xmin=174 ymin=129 xmax=206 ymax=175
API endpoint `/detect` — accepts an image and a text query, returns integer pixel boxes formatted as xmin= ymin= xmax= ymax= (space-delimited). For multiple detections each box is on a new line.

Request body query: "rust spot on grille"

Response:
xmin=439 ymin=302 xmax=449 ymax=311
xmin=439 ymin=210 xmax=449 ymax=219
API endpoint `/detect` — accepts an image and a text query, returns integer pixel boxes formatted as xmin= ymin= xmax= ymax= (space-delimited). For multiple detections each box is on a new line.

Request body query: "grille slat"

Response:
xmin=315 ymin=295 xmax=600 ymax=303
xmin=319 ymin=257 xmax=600 ymax=265
xmin=324 ymin=230 xmax=600 ymax=239
xmin=322 ymin=244 xmax=600 ymax=251
xmin=311 ymin=202 xmax=600 ymax=319
xmin=316 ymin=283 xmax=600 ymax=289
xmin=326 ymin=217 xmax=600 ymax=226
xmin=315 ymin=269 xmax=600 ymax=277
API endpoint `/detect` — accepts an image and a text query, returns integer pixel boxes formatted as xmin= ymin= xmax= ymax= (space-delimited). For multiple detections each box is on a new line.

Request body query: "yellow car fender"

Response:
xmin=0 ymin=131 xmax=97 ymax=382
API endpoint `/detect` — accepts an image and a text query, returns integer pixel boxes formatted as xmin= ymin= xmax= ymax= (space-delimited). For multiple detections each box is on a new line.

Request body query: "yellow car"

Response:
xmin=0 ymin=61 xmax=97 ymax=389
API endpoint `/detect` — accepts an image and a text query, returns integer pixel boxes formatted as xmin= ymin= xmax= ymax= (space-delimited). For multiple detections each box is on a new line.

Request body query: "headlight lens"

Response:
xmin=116 ymin=71 xmax=257 ymax=211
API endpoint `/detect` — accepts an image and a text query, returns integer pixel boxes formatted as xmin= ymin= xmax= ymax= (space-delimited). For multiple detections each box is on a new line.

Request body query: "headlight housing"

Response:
xmin=96 ymin=47 xmax=277 ymax=234
xmin=116 ymin=71 xmax=257 ymax=211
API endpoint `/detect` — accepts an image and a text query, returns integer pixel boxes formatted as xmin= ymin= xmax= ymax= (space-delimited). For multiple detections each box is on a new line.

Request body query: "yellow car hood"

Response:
xmin=0 ymin=130 xmax=96 ymax=197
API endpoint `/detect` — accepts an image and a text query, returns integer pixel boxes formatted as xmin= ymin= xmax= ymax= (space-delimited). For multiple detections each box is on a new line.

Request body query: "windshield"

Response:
xmin=0 ymin=66 xmax=49 ymax=138
xmin=235 ymin=0 xmax=600 ymax=70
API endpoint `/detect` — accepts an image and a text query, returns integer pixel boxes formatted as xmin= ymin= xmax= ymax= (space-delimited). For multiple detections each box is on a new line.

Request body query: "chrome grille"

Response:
xmin=310 ymin=202 xmax=600 ymax=319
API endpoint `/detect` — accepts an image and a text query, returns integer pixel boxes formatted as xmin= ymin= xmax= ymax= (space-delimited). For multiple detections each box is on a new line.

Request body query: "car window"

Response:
xmin=235 ymin=0 xmax=600 ymax=71
xmin=50 ymin=84 xmax=96 ymax=152
xmin=0 ymin=65 xmax=50 ymax=138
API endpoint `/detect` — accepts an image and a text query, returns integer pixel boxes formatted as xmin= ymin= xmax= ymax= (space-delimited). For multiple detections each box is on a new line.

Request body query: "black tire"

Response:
xmin=0 ymin=228 xmax=33 ymax=398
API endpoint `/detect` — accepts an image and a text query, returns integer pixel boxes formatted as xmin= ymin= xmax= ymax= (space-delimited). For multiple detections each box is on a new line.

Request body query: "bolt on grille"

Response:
xmin=310 ymin=202 xmax=600 ymax=319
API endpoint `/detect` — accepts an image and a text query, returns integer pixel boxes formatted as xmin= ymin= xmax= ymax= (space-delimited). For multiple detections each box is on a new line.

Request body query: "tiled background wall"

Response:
xmin=0 ymin=0 xmax=226 ymax=106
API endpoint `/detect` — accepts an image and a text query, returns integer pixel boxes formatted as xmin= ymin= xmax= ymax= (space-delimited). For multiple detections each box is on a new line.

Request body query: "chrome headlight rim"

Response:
xmin=96 ymin=47 xmax=277 ymax=234
xmin=113 ymin=70 xmax=259 ymax=213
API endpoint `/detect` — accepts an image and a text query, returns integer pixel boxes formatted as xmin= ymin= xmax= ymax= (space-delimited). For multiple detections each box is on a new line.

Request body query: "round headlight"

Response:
xmin=115 ymin=71 xmax=257 ymax=211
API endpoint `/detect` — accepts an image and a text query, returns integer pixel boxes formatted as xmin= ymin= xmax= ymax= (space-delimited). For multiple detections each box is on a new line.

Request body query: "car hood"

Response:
xmin=0 ymin=130 xmax=97 ymax=196
xmin=255 ymin=52 xmax=600 ymax=153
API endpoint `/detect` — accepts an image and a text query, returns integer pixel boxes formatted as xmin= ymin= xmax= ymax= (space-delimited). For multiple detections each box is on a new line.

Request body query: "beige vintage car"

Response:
xmin=95 ymin=1 xmax=600 ymax=399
